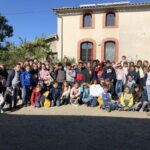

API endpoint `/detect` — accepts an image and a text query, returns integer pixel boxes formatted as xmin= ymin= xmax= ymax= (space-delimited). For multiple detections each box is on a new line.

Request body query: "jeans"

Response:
xmin=115 ymin=80 xmax=123 ymax=94
xmin=12 ymin=87 xmax=19 ymax=107
xmin=22 ymin=86 xmax=32 ymax=105
xmin=51 ymin=99 xmax=60 ymax=107
xmin=82 ymin=96 xmax=97 ymax=107
xmin=146 ymin=85 xmax=150 ymax=101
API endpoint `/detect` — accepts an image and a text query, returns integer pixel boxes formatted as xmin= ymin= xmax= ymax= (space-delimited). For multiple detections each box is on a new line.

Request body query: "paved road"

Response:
xmin=0 ymin=105 xmax=150 ymax=150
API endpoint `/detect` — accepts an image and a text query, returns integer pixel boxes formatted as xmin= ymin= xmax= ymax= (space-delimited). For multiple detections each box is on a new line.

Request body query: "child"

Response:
xmin=70 ymin=82 xmax=80 ymax=105
xmin=115 ymin=64 xmax=126 ymax=95
xmin=60 ymin=81 xmax=71 ymax=105
xmin=47 ymin=81 xmax=62 ymax=107
xmin=119 ymin=86 xmax=134 ymax=111
xmin=66 ymin=64 xmax=76 ymax=86
xmin=81 ymin=83 xmax=90 ymax=104
xmin=125 ymin=75 xmax=136 ymax=92
xmin=139 ymin=89 xmax=149 ymax=112
xmin=30 ymin=85 xmax=42 ymax=107
xmin=75 ymin=63 xmax=83 ymax=83
xmin=101 ymin=86 xmax=115 ymax=112
xmin=127 ymin=65 xmax=139 ymax=83
xmin=132 ymin=85 xmax=142 ymax=111
xmin=21 ymin=65 xmax=33 ymax=107
xmin=105 ymin=78 xmax=116 ymax=99
xmin=102 ymin=61 xmax=116 ymax=83
xmin=120 ymin=56 xmax=128 ymax=66
xmin=56 ymin=63 xmax=66 ymax=87
xmin=82 ymin=79 xmax=103 ymax=107
xmin=123 ymin=62 xmax=128 ymax=76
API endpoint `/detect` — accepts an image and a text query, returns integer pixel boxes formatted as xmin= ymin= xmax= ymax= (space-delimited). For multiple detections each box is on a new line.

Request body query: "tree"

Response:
xmin=0 ymin=15 xmax=13 ymax=47
xmin=0 ymin=37 xmax=50 ymax=68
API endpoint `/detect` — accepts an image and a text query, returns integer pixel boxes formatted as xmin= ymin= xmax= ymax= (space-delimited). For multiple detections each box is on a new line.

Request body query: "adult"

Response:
xmin=7 ymin=64 xmax=21 ymax=109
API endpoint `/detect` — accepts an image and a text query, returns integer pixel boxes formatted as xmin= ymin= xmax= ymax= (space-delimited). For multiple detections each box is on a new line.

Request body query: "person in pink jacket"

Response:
xmin=115 ymin=64 xmax=126 ymax=95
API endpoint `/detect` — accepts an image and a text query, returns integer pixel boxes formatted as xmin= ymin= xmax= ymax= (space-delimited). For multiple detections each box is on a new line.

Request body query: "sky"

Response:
xmin=0 ymin=0 xmax=150 ymax=45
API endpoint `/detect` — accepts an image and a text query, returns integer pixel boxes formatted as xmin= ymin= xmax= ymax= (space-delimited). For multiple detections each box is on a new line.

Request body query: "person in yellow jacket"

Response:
xmin=119 ymin=86 xmax=134 ymax=111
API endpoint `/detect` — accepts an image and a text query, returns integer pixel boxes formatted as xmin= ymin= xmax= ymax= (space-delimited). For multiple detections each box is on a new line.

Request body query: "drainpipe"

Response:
xmin=61 ymin=16 xmax=63 ymax=61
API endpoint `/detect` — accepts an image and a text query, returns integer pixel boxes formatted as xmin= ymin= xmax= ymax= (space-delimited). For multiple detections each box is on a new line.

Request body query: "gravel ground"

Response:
xmin=0 ymin=105 xmax=150 ymax=150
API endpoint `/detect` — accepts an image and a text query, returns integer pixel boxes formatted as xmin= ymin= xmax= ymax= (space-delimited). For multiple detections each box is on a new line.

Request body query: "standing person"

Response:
xmin=39 ymin=63 xmax=50 ymax=90
xmin=21 ymin=65 xmax=33 ymax=107
xmin=31 ymin=63 xmax=39 ymax=87
xmin=120 ymin=56 xmax=128 ymax=66
xmin=92 ymin=60 xmax=98 ymax=79
xmin=82 ymin=62 xmax=91 ymax=83
xmin=115 ymin=64 xmax=126 ymax=95
xmin=66 ymin=63 xmax=76 ymax=86
xmin=123 ymin=62 xmax=129 ymax=76
xmin=56 ymin=63 xmax=66 ymax=87
xmin=75 ymin=62 xmax=83 ymax=83
xmin=102 ymin=61 xmax=116 ymax=83
xmin=7 ymin=64 xmax=21 ymax=109
xmin=136 ymin=60 xmax=144 ymax=90
xmin=143 ymin=60 xmax=149 ymax=69
xmin=146 ymin=67 xmax=150 ymax=103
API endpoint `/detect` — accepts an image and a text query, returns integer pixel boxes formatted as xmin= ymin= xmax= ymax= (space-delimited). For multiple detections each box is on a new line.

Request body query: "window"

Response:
xmin=106 ymin=12 xmax=115 ymax=27
xmin=104 ymin=42 xmax=115 ymax=62
xmin=83 ymin=13 xmax=92 ymax=28
xmin=80 ymin=42 xmax=93 ymax=61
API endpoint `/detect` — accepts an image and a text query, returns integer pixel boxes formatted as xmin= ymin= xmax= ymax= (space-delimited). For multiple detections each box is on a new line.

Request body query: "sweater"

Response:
xmin=7 ymin=69 xmax=21 ymax=87
xmin=102 ymin=66 xmax=116 ymax=81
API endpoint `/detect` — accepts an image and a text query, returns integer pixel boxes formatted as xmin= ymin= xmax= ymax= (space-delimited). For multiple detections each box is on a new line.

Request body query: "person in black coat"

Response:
xmin=102 ymin=61 xmax=116 ymax=82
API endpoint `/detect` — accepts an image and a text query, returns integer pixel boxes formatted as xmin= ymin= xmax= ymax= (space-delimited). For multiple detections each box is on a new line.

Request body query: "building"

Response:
xmin=53 ymin=2 xmax=150 ymax=62
xmin=44 ymin=34 xmax=58 ymax=62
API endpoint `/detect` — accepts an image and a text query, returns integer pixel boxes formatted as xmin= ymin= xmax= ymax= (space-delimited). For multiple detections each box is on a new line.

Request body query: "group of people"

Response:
xmin=0 ymin=56 xmax=150 ymax=113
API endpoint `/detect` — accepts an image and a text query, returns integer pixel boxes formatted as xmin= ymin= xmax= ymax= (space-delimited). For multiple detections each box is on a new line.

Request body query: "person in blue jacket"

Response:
xmin=21 ymin=65 xmax=33 ymax=107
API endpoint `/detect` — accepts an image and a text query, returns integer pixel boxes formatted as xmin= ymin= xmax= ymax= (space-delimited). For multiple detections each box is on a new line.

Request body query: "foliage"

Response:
xmin=0 ymin=38 xmax=50 ymax=68
xmin=0 ymin=15 xmax=13 ymax=45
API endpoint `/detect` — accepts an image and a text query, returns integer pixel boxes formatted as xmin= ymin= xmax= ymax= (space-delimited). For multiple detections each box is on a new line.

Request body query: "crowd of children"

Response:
xmin=0 ymin=56 xmax=150 ymax=113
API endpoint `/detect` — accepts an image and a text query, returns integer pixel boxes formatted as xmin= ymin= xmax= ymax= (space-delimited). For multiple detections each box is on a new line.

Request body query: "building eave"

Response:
xmin=53 ymin=2 xmax=150 ymax=14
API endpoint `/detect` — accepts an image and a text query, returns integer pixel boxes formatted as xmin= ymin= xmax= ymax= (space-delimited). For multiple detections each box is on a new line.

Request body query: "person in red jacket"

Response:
xmin=30 ymin=85 xmax=42 ymax=107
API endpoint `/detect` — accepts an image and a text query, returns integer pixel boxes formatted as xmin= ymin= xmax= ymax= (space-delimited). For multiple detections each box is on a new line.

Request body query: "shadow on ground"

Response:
xmin=0 ymin=114 xmax=150 ymax=150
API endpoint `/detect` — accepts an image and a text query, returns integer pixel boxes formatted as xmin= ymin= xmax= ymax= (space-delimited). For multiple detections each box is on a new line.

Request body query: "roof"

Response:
xmin=44 ymin=34 xmax=58 ymax=41
xmin=53 ymin=2 xmax=150 ymax=14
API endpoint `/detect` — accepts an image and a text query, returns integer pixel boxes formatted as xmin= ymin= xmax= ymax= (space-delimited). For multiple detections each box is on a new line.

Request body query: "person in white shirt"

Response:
xmin=82 ymin=79 xmax=103 ymax=107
